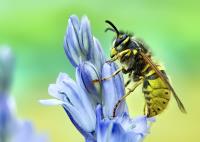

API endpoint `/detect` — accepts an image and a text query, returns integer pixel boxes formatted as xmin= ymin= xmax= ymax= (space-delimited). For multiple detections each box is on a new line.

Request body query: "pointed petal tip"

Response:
xmin=39 ymin=99 xmax=64 ymax=106
xmin=81 ymin=15 xmax=89 ymax=23
xmin=69 ymin=15 xmax=79 ymax=22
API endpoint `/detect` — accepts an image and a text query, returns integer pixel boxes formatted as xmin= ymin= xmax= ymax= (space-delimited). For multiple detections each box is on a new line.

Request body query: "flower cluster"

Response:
xmin=41 ymin=15 xmax=154 ymax=142
xmin=0 ymin=46 xmax=49 ymax=142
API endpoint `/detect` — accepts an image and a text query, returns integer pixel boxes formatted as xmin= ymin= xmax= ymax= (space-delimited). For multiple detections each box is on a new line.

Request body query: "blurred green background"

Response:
xmin=0 ymin=0 xmax=200 ymax=141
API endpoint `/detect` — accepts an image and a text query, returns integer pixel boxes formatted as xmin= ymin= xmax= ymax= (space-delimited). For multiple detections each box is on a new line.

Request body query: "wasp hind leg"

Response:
xmin=125 ymin=78 xmax=131 ymax=87
xmin=112 ymin=80 xmax=143 ymax=117
xmin=144 ymin=103 xmax=147 ymax=115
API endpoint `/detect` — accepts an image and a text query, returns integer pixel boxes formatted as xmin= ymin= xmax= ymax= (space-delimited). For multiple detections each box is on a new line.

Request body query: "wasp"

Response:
xmin=94 ymin=20 xmax=186 ymax=118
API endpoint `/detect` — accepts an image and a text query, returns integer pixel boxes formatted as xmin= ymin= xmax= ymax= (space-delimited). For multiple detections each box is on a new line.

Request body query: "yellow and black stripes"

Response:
xmin=142 ymin=64 xmax=171 ymax=117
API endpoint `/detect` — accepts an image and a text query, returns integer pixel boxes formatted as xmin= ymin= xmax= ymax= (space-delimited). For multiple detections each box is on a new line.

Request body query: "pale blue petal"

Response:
xmin=97 ymin=118 xmax=139 ymax=142
xmin=64 ymin=38 xmax=78 ymax=67
xmin=76 ymin=61 xmax=101 ymax=105
xmin=63 ymin=107 xmax=95 ymax=141
xmin=109 ymin=122 xmax=125 ymax=142
xmin=48 ymin=84 xmax=62 ymax=100
xmin=61 ymin=79 xmax=96 ymax=127
xmin=80 ymin=16 xmax=93 ymax=57
xmin=102 ymin=63 xmax=119 ymax=118
xmin=96 ymin=120 xmax=111 ymax=142
xmin=114 ymin=113 xmax=136 ymax=132
xmin=111 ymin=63 xmax=124 ymax=98
xmin=69 ymin=15 xmax=80 ymax=33
xmin=63 ymin=15 xmax=105 ymax=68
xmin=120 ymin=132 xmax=139 ymax=142
xmin=96 ymin=105 xmax=109 ymax=142
xmin=64 ymin=15 xmax=87 ymax=67
xmin=132 ymin=116 xmax=149 ymax=136
xmin=65 ymin=17 xmax=85 ymax=66
xmin=39 ymin=99 xmax=64 ymax=106
xmin=111 ymin=63 xmax=129 ymax=116
xmin=107 ymin=114 xmax=152 ymax=141
xmin=102 ymin=63 xmax=128 ymax=117
xmin=89 ymin=37 xmax=106 ymax=71
xmin=46 ymin=72 xmax=96 ymax=133
xmin=96 ymin=101 xmax=138 ymax=142
xmin=63 ymin=103 xmax=94 ymax=132
xmin=96 ymin=105 xmax=103 ymax=126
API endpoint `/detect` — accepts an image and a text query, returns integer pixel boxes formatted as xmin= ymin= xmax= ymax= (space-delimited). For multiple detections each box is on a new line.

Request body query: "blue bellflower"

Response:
xmin=41 ymin=15 xmax=154 ymax=142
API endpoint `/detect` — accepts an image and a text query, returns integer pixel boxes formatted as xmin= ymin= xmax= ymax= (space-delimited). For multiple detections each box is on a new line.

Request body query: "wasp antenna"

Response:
xmin=105 ymin=20 xmax=119 ymax=35
xmin=105 ymin=27 xmax=115 ymax=32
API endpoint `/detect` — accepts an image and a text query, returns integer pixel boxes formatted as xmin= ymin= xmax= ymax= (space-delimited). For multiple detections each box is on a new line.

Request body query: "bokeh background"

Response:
xmin=0 ymin=0 xmax=200 ymax=141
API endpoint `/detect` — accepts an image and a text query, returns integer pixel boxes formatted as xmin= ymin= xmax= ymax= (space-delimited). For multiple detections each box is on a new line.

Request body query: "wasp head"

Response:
xmin=105 ymin=20 xmax=131 ymax=58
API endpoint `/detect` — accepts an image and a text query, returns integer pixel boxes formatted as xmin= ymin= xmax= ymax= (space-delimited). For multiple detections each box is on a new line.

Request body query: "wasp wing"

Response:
xmin=140 ymin=52 xmax=187 ymax=113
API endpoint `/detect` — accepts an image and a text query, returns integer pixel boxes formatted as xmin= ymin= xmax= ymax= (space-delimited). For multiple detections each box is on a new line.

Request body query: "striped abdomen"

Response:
xmin=142 ymin=64 xmax=171 ymax=117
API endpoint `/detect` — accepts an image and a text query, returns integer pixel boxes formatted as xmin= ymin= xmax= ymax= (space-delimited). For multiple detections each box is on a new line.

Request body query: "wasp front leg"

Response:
xmin=92 ymin=66 xmax=125 ymax=83
xmin=106 ymin=55 xmax=118 ymax=63
xmin=107 ymin=49 xmax=132 ymax=63
xmin=119 ymin=49 xmax=132 ymax=57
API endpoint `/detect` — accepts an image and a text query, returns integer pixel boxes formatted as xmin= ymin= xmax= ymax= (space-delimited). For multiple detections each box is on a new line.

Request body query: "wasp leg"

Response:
xmin=119 ymin=49 xmax=132 ymax=57
xmin=143 ymin=103 xmax=147 ymax=115
xmin=93 ymin=66 xmax=124 ymax=83
xmin=124 ymin=73 xmax=133 ymax=87
xmin=107 ymin=49 xmax=132 ymax=63
xmin=125 ymin=79 xmax=131 ymax=87
xmin=113 ymin=79 xmax=143 ymax=117
xmin=106 ymin=56 xmax=118 ymax=63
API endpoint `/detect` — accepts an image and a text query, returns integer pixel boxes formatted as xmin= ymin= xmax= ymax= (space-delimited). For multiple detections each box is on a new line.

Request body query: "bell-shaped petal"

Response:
xmin=97 ymin=122 xmax=139 ymax=142
xmin=40 ymin=73 xmax=96 ymax=138
xmin=64 ymin=15 xmax=105 ymax=69
xmin=101 ymin=63 xmax=128 ymax=118
xmin=96 ymin=105 xmax=154 ymax=142
xmin=113 ymin=114 xmax=155 ymax=139
xmin=76 ymin=61 xmax=101 ymax=105
xmin=96 ymin=105 xmax=139 ymax=142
